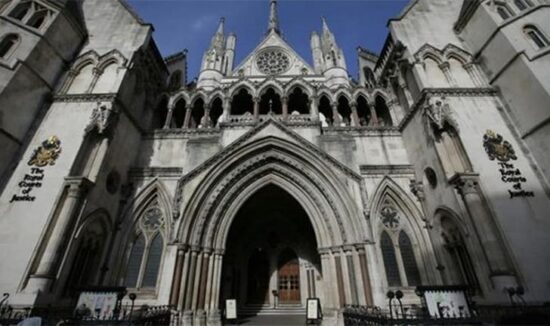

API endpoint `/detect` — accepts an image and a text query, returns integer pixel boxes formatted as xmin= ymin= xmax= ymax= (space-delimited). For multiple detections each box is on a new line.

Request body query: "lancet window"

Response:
xmin=496 ymin=4 xmax=515 ymax=20
xmin=8 ymin=1 xmax=53 ymax=30
xmin=124 ymin=205 xmax=165 ymax=289
xmin=379 ymin=199 xmax=422 ymax=287
xmin=0 ymin=33 xmax=19 ymax=59
xmin=524 ymin=25 xmax=550 ymax=49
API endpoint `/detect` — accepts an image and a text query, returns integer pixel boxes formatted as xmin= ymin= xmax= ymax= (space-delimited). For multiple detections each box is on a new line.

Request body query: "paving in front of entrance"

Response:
xmin=224 ymin=315 xmax=305 ymax=325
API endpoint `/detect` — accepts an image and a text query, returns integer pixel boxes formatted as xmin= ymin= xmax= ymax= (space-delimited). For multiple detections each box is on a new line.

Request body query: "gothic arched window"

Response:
xmin=378 ymin=199 xmax=424 ymax=288
xmin=9 ymin=1 xmax=31 ymax=20
xmin=0 ymin=34 xmax=19 ymax=59
xmin=374 ymin=96 xmax=393 ymax=127
xmin=514 ymin=0 xmax=533 ymax=10
xmin=441 ymin=216 xmax=480 ymax=292
xmin=524 ymin=25 xmax=550 ymax=49
xmin=496 ymin=4 xmax=514 ymax=20
xmin=124 ymin=205 xmax=165 ymax=289
xmin=26 ymin=7 xmax=48 ymax=29
xmin=381 ymin=231 xmax=401 ymax=287
xmin=399 ymin=231 xmax=421 ymax=286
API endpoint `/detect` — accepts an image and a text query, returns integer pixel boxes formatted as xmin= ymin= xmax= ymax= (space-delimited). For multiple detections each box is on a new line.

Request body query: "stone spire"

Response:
xmin=210 ymin=17 xmax=225 ymax=52
xmin=267 ymin=0 xmax=280 ymax=35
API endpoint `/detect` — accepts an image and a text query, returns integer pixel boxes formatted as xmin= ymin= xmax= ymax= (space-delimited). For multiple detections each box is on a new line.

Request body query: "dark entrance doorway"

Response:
xmin=221 ymin=184 xmax=320 ymax=311
xmin=278 ymin=249 xmax=300 ymax=303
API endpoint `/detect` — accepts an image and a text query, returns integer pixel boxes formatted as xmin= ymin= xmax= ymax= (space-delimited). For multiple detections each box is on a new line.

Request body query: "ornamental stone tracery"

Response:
xmin=256 ymin=48 xmax=291 ymax=75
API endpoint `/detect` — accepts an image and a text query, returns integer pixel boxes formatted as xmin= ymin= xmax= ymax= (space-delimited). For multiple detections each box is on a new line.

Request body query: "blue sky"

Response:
xmin=128 ymin=0 xmax=409 ymax=80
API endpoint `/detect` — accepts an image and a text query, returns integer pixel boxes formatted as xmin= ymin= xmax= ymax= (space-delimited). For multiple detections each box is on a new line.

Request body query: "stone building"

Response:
xmin=1 ymin=0 xmax=550 ymax=325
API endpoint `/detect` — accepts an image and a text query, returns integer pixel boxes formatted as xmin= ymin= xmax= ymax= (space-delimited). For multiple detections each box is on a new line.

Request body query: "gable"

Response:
xmin=232 ymin=31 xmax=315 ymax=77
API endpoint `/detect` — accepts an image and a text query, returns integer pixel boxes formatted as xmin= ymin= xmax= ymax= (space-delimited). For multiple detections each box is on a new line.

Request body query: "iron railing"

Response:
xmin=343 ymin=304 xmax=550 ymax=326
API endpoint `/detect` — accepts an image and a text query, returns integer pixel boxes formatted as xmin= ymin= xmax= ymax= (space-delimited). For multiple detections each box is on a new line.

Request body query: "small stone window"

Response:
xmin=514 ymin=0 xmax=533 ymax=11
xmin=496 ymin=4 xmax=515 ymax=20
xmin=8 ymin=1 xmax=53 ymax=31
xmin=524 ymin=25 xmax=550 ymax=49
xmin=0 ymin=33 xmax=19 ymax=59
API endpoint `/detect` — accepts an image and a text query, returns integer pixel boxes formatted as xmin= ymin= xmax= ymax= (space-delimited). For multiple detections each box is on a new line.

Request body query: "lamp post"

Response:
xmin=386 ymin=291 xmax=395 ymax=319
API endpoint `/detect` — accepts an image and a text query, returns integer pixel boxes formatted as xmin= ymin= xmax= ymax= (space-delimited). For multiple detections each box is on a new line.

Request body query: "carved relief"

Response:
xmin=482 ymin=130 xmax=517 ymax=162
xmin=85 ymin=102 xmax=117 ymax=135
xmin=423 ymin=95 xmax=458 ymax=137
xmin=28 ymin=136 xmax=62 ymax=167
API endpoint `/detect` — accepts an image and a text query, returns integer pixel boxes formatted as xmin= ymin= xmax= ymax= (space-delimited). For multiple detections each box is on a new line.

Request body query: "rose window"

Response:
xmin=256 ymin=49 xmax=290 ymax=75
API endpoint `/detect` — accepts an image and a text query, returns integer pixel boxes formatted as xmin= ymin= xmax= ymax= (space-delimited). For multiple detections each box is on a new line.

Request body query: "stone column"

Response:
xmin=253 ymin=97 xmax=260 ymax=123
xmin=27 ymin=177 xmax=93 ymax=293
xmin=368 ymin=100 xmax=379 ymax=126
xmin=355 ymin=244 xmax=374 ymax=306
xmin=184 ymin=247 xmax=199 ymax=310
xmin=183 ymin=104 xmax=192 ymax=129
xmin=439 ymin=62 xmax=456 ymax=87
xmin=164 ymin=103 xmax=175 ymax=129
xmin=310 ymin=96 xmax=319 ymax=121
xmin=450 ymin=173 xmax=516 ymax=289
xmin=170 ymin=246 xmax=186 ymax=306
xmin=319 ymin=249 xmax=336 ymax=309
xmin=331 ymin=248 xmax=346 ymax=307
xmin=192 ymin=251 xmax=205 ymax=310
xmin=178 ymin=246 xmax=191 ymax=310
xmin=222 ymin=97 xmax=231 ymax=122
xmin=87 ymin=67 xmax=102 ymax=93
xmin=282 ymin=96 xmax=289 ymax=121
xmin=208 ymin=250 xmax=223 ymax=326
xmin=331 ymin=102 xmax=341 ymax=126
xmin=202 ymin=104 xmax=211 ymax=128
xmin=463 ymin=63 xmax=484 ymax=87
xmin=350 ymin=102 xmax=360 ymax=127
xmin=343 ymin=246 xmax=358 ymax=305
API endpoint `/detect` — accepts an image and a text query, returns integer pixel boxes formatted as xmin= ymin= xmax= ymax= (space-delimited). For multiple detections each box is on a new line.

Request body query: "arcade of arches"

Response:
xmin=152 ymin=86 xmax=394 ymax=129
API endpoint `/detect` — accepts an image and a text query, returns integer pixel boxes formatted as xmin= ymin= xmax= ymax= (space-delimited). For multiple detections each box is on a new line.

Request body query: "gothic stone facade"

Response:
xmin=1 ymin=0 xmax=550 ymax=325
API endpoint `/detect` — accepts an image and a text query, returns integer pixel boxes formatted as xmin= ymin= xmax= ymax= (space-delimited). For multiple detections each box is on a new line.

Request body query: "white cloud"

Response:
xmin=191 ymin=14 xmax=217 ymax=31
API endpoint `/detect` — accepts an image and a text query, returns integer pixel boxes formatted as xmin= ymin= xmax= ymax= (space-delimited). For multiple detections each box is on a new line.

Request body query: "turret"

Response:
xmin=197 ymin=17 xmax=233 ymax=90
xmin=310 ymin=31 xmax=323 ymax=74
xmin=223 ymin=32 xmax=236 ymax=75
xmin=311 ymin=17 xmax=349 ymax=88
xmin=267 ymin=0 xmax=280 ymax=35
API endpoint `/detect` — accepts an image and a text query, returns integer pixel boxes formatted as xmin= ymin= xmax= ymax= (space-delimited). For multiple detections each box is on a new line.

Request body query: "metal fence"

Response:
xmin=0 ymin=305 xmax=174 ymax=326
xmin=343 ymin=304 xmax=550 ymax=326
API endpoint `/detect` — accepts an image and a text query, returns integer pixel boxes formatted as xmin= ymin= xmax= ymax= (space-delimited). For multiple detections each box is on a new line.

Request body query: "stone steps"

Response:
xmin=238 ymin=304 xmax=306 ymax=316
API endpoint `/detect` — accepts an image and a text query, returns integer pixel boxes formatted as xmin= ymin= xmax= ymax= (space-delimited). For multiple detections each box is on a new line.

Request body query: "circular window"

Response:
xmin=256 ymin=48 xmax=291 ymax=75
xmin=106 ymin=170 xmax=120 ymax=194
xmin=424 ymin=167 xmax=438 ymax=188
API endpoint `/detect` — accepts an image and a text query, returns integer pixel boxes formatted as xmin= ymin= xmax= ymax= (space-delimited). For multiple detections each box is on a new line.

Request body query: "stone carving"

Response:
xmin=424 ymin=96 xmax=458 ymax=136
xmin=380 ymin=202 xmax=400 ymax=230
xmin=483 ymin=130 xmax=517 ymax=162
xmin=141 ymin=206 xmax=164 ymax=232
xmin=85 ymin=102 xmax=116 ymax=135
xmin=28 ymin=136 xmax=62 ymax=167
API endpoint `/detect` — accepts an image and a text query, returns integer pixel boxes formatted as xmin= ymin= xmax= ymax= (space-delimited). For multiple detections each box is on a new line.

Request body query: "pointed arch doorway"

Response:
xmin=221 ymin=184 xmax=320 ymax=311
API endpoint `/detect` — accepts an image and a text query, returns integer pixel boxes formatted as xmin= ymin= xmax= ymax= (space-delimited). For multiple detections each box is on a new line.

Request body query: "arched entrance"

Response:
xmin=221 ymin=184 xmax=320 ymax=311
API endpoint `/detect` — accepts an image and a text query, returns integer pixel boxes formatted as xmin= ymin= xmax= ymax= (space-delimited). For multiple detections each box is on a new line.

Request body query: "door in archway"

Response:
xmin=278 ymin=249 xmax=300 ymax=303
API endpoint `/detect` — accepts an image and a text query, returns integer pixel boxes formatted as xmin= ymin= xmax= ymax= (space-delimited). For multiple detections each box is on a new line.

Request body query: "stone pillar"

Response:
xmin=310 ymin=96 xmax=319 ymax=121
xmin=463 ymin=63 xmax=484 ymax=87
xmin=184 ymin=247 xmax=199 ymax=310
xmin=343 ymin=246 xmax=359 ymax=305
xmin=202 ymin=104 xmax=211 ymax=128
xmin=27 ymin=177 xmax=92 ymax=293
xmin=178 ymin=246 xmax=191 ymax=310
xmin=319 ymin=249 xmax=336 ymax=309
xmin=368 ymin=100 xmax=379 ymax=126
xmin=282 ymin=96 xmax=289 ymax=121
xmin=355 ymin=244 xmax=374 ymax=306
xmin=350 ymin=102 xmax=360 ymax=127
xmin=170 ymin=246 xmax=186 ymax=306
xmin=331 ymin=102 xmax=341 ymax=126
xmin=208 ymin=250 xmax=223 ymax=326
xmin=331 ymin=248 xmax=346 ymax=307
xmin=164 ymin=103 xmax=175 ymax=129
xmin=192 ymin=251 xmax=205 ymax=310
xmin=450 ymin=173 xmax=516 ymax=289
xmin=253 ymin=97 xmax=260 ymax=123
xmin=222 ymin=97 xmax=231 ymax=122
xmin=183 ymin=104 xmax=192 ymax=129
xmin=439 ymin=62 xmax=456 ymax=87
xmin=87 ymin=67 xmax=102 ymax=93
